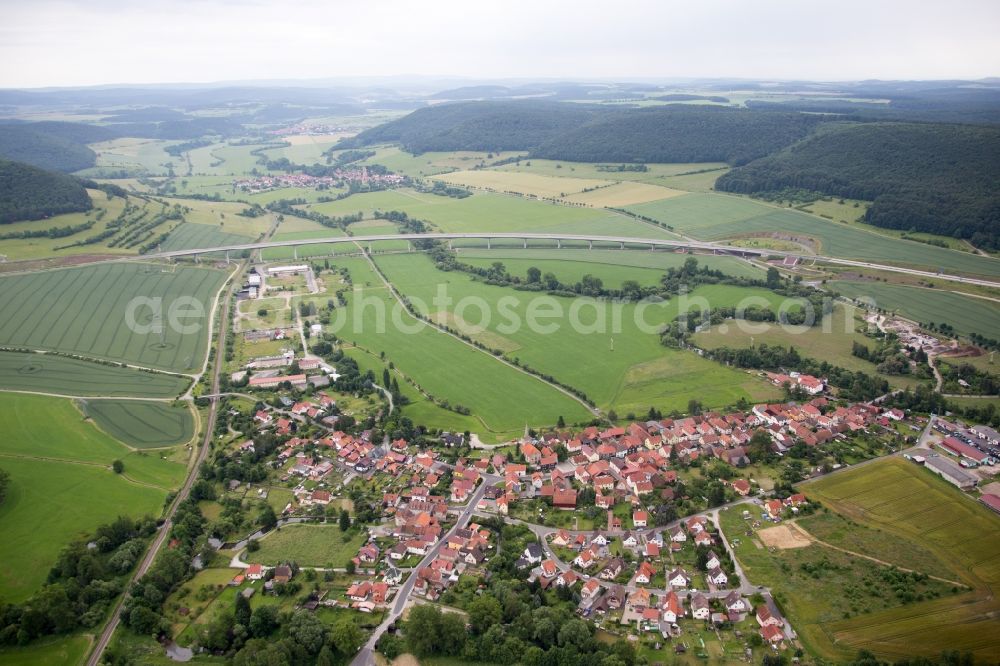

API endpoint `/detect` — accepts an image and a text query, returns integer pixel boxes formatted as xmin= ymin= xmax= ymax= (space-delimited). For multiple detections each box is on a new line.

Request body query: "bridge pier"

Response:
xmin=225 ymin=250 xmax=230 ymax=263
xmin=487 ymin=238 xmax=491 ymax=249
xmin=368 ymin=244 xmax=372 ymax=254
xmin=650 ymin=243 xmax=655 ymax=251
xmin=588 ymin=240 xmax=593 ymax=250
xmin=293 ymin=247 xmax=298 ymax=260
xmin=556 ymin=239 xmax=561 ymax=249
xmin=408 ymin=241 xmax=412 ymax=252
xmin=523 ymin=238 xmax=527 ymax=249
xmin=620 ymin=242 xmax=625 ymax=250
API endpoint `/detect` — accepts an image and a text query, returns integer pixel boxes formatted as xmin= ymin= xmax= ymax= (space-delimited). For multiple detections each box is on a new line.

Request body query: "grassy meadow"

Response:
xmin=246 ymin=524 xmax=368 ymax=568
xmin=0 ymin=262 xmax=228 ymax=372
xmin=0 ymin=393 xmax=185 ymax=602
xmin=786 ymin=458 xmax=1000 ymax=660
xmin=373 ymin=253 xmax=782 ymax=416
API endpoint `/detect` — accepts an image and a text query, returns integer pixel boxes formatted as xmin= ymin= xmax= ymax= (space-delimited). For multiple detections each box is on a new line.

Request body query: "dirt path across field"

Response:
xmin=788 ymin=522 xmax=965 ymax=587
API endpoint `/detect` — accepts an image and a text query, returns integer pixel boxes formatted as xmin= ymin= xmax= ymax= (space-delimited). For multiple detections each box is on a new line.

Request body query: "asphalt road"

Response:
xmin=350 ymin=479 xmax=491 ymax=666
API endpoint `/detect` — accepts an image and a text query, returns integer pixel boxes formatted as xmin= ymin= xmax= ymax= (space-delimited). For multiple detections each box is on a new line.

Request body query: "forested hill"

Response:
xmin=716 ymin=122 xmax=1000 ymax=250
xmin=341 ymin=101 xmax=822 ymax=164
xmin=535 ymin=105 xmax=820 ymax=165
xmin=0 ymin=159 xmax=92 ymax=223
xmin=339 ymin=101 xmax=605 ymax=153
xmin=0 ymin=123 xmax=103 ymax=172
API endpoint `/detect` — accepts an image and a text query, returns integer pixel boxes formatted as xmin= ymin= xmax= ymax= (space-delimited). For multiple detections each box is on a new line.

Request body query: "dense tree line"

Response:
xmin=717 ymin=122 xmax=1000 ymax=249
xmin=343 ymin=101 xmax=823 ymax=166
xmin=0 ymin=516 xmax=156 ymax=645
xmin=339 ymin=100 xmax=605 ymax=153
xmin=119 ymin=499 xmax=207 ymax=637
xmin=706 ymin=343 xmax=891 ymax=401
xmin=535 ymin=105 xmax=822 ymax=166
xmin=0 ymin=159 xmax=92 ymax=223
xmin=340 ymin=101 xmax=822 ymax=165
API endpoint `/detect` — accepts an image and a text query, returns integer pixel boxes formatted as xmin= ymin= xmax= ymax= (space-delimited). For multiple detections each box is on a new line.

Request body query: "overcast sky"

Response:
xmin=1 ymin=0 xmax=998 ymax=88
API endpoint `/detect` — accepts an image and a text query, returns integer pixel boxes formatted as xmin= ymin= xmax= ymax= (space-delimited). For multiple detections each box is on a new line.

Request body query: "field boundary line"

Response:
xmin=0 ymin=452 xmax=174 ymax=492
xmin=789 ymin=521 xmax=965 ymax=587
xmin=357 ymin=244 xmax=600 ymax=420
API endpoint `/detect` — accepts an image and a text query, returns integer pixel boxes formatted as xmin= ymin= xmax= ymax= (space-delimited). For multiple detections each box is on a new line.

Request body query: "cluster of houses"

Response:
xmin=472 ymin=399 xmax=890 ymax=520
xmin=233 ymin=167 xmax=406 ymax=194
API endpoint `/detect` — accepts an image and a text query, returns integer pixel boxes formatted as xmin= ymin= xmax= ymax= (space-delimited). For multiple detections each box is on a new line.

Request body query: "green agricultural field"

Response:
xmin=344 ymin=346 xmax=490 ymax=438
xmin=0 ymin=262 xmax=228 ymax=372
xmin=0 ymin=350 xmax=190 ymax=398
xmin=0 ymin=635 xmax=91 ymax=666
xmin=492 ymin=159 xmax=728 ymax=185
xmin=0 ymin=393 xmax=183 ymax=602
xmin=158 ymin=222 xmax=253 ymax=253
xmin=432 ymin=169 xmax=613 ymax=198
xmin=626 ymin=193 xmax=1000 ymax=278
xmin=83 ymin=399 xmax=196 ymax=448
xmin=84 ymin=137 xmax=187 ymax=177
xmin=373 ymin=253 xmax=781 ymax=416
xmin=793 ymin=457 xmax=1000 ymax=660
xmin=246 ymin=524 xmax=368 ymax=567
xmin=830 ymin=281 xmax=1000 ymax=340
xmin=0 ymin=189 xmax=137 ymax=261
xmin=185 ymin=142 xmax=272 ymax=176
xmin=561 ymin=181 xmax=686 ymax=207
xmin=306 ymin=188 xmax=677 ymax=239
xmin=457 ymin=248 xmax=764 ymax=286
xmin=352 ymin=146 xmax=525 ymax=178
xmin=331 ymin=256 xmax=592 ymax=435
xmin=173 ymin=197 xmax=275 ymax=237
xmin=692 ymin=303 xmax=927 ymax=390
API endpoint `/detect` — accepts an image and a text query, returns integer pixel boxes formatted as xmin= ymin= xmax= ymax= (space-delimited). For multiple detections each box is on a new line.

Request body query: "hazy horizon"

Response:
xmin=1 ymin=0 xmax=998 ymax=88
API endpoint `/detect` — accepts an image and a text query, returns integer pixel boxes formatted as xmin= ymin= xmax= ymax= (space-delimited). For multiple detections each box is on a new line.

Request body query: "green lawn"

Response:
xmin=0 ymin=350 xmax=190 ymax=398
xmin=246 ymin=524 xmax=368 ymax=567
xmin=373 ymin=253 xmax=781 ymax=415
xmin=83 ymin=399 xmax=196 ymax=448
xmin=0 ymin=393 xmax=180 ymax=602
xmin=830 ymin=281 xmax=1000 ymax=340
xmin=626 ymin=193 xmax=1000 ymax=278
xmin=0 ymin=262 xmax=228 ymax=372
